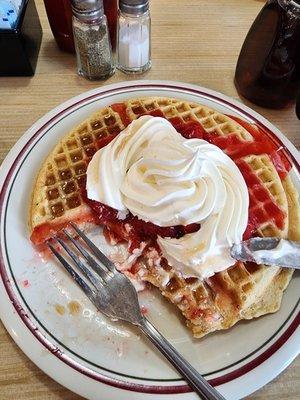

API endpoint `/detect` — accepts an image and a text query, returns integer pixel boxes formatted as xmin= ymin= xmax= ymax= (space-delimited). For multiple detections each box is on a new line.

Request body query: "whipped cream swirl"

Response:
xmin=87 ymin=116 xmax=249 ymax=279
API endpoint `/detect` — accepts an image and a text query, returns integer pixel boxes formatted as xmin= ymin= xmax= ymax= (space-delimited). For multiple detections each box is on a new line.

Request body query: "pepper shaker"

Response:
xmin=71 ymin=0 xmax=115 ymax=80
xmin=117 ymin=0 xmax=151 ymax=74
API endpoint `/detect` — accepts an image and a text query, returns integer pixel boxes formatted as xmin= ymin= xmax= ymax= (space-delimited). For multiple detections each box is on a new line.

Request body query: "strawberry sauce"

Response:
xmin=82 ymin=190 xmax=200 ymax=251
xmin=88 ymin=106 xmax=290 ymax=245
xmin=31 ymin=104 xmax=291 ymax=246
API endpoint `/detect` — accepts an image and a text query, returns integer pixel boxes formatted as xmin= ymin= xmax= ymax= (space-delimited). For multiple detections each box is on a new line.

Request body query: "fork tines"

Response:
xmin=47 ymin=223 xmax=115 ymax=296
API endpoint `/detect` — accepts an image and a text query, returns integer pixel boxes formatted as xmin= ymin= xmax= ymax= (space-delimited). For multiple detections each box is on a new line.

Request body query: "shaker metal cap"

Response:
xmin=71 ymin=0 xmax=104 ymax=18
xmin=119 ymin=0 xmax=149 ymax=15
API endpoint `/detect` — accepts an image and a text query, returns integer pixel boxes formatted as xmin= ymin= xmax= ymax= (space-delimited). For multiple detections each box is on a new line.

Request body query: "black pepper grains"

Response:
xmin=71 ymin=0 xmax=115 ymax=80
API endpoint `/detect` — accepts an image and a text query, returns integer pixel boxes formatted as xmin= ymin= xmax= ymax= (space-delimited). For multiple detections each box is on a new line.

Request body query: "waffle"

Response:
xmin=29 ymin=97 xmax=300 ymax=338
xmin=29 ymin=98 xmax=253 ymax=241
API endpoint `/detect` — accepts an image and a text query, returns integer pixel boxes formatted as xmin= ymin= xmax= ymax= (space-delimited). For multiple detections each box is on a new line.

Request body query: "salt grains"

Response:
xmin=117 ymin=0 xmax=151 ymax=74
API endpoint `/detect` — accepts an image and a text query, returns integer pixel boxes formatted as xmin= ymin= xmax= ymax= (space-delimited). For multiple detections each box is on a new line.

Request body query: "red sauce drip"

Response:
xmin=140 ymin=305 xmax=148 ymax=315
xmin=30 ymin=209 xmax=98 ymax=245
xmin=222 ymin=116 xmax=291 ymax=179
xmin=103 ymin=225 xmax=125 ymax=245
xmin=32 ymin=105 xmax=290 ymax=247
xmin=85 ymin=111 xmax=289 ymax=244
xmin=166 ymin=115 xmax=288 ymax=239
xmin=82 ymin=190 xmax=200 ymax=251
xmin=110 ymin=104 xmax=166 ymax=129
xmin=169 ymin=119 xmax=207 ymax=139
xmin=145 ymin=109 xmax=165 ymax=118
xmin=235 ymin=159 xmax=285 ymax=239
xmin=111 ymin=103 xmax=131 ymax=127
xmin=96 ymin=132 xmax=118 ymax=149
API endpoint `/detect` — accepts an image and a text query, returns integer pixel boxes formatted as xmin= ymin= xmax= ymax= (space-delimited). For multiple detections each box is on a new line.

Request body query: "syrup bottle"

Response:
xmin=43 ymin=0 xmax=75 ymax=53
xmin=235 ymin=0 xmax=300 ymax=109
xmin=104 ymin=0 xmax=118 ymax=52
xmin=296 ymin=93 xmax=300 ymax=118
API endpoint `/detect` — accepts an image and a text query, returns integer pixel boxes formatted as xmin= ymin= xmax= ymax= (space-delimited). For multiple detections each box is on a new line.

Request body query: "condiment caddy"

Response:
xmin=70 ymin=0 xmax=152 ymax=80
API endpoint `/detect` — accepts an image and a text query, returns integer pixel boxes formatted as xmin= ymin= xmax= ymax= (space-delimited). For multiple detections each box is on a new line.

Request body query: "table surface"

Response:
xmin=0 ymin=0 xmax=299 ymax=399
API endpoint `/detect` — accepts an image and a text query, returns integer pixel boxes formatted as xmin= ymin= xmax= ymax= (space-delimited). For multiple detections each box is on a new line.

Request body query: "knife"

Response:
xmin=231 ymin=237 xmax=300 ymax=269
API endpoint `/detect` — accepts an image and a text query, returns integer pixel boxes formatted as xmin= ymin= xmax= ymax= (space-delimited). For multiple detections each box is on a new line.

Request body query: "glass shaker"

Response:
xmin=235 ymin=0 xmax=300 ymax=109
xmin=117 ymin=0 xmax=151 ymax=74
xmin=71 ymin=0 xmax=115 ymax=80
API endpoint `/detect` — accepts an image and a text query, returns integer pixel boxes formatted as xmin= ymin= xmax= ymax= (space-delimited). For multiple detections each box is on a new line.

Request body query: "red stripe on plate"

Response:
xmin=0 ymin=83 xmax=299 ymax=394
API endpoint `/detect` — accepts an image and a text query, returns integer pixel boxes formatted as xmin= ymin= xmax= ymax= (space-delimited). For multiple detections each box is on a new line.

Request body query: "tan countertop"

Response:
xmin=0 ymin=1 xmax=299 ymax=399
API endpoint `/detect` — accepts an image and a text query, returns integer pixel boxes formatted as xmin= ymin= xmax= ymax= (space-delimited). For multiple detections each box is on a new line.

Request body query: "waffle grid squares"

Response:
xmin=126 ymin=98 xmax=253 ymax=142
xmin=39 ymin=106 xmax=127 ymax=221
xmin=244 ymin=154 xmax=288 ymax=238
xmin=31 ymin=97 xmax=296 ymax=338
xmin=144 ymin=254 xmax=262 ymax=331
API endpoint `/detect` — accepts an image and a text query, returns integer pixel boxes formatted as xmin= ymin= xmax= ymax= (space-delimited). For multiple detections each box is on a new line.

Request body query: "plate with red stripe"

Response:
xmin=0 ymin=81 xmax=299 ymax=400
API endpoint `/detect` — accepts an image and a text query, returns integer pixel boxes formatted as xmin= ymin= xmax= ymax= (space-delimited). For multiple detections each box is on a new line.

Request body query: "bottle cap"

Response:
xmin=71 ymin=0 xmax=104 ymax=19
xmin=119 ymin=0 xmax=149 ymax=15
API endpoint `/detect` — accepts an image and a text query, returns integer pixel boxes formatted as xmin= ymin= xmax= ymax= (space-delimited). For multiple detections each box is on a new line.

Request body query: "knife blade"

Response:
xmin=230 ymin=237 xmax=300 ymax=269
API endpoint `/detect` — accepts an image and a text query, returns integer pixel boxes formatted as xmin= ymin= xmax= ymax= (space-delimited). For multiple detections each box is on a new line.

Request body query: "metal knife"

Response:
xmin=231 ymin=237 xmax=300 ymax=269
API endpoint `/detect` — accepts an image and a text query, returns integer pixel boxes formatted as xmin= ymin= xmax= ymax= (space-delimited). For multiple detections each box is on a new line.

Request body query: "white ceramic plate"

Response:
xmin=0 ymin=81 xmax=299 ymax=400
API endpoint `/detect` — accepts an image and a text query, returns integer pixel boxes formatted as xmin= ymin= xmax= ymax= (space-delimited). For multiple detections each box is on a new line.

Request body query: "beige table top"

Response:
xmin=0 ymin=0 xmax=299 ymax=399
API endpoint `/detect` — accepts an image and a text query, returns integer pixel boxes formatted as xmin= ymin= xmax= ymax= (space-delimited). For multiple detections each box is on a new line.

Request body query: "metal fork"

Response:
xmin=47 ymin=222 xmax=226 ymax=400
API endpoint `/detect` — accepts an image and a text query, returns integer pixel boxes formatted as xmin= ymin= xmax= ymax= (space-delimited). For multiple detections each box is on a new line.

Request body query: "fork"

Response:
xmin=47 ymin=222 xmax=226 ymax=400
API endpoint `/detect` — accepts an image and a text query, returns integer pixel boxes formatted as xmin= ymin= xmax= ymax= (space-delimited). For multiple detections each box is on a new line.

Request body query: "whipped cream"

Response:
xmin=87 ymin=116 xmax=249 ymax=279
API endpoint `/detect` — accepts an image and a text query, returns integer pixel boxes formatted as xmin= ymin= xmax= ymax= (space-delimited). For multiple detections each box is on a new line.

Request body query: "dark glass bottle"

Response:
xmin=235 ymin=0 xmax=300 ymax=109
xmin=104 ymin=0 xmax=118 ymax=51
xmin=43 ymin=0 xmax=75 ymax=53
xmin=296 ymin=93 xmax=300 ymax=118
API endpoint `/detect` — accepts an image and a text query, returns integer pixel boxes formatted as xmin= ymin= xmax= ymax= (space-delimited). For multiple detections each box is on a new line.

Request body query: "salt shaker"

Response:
xmin=117 ymin=0 xmax=151 ymax=74
xmin=71 ymin=0 xmax=115 ymax=80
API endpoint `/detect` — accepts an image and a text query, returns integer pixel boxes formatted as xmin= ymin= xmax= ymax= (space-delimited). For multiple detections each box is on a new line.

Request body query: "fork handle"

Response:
xmin=139 ymin=318 xmax=225 ymax=400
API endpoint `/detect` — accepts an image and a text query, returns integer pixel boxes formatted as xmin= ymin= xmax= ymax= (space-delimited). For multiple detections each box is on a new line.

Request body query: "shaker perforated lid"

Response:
xmin=71 ymin=0 xmax=104 ymax=18
xmin=119 ymin=0 xmax=149 ymax=15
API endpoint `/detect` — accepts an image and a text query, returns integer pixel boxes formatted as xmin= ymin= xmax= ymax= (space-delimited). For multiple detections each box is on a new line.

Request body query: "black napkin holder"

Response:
xmin=0 ymin=0 xmax=42 ymax=76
